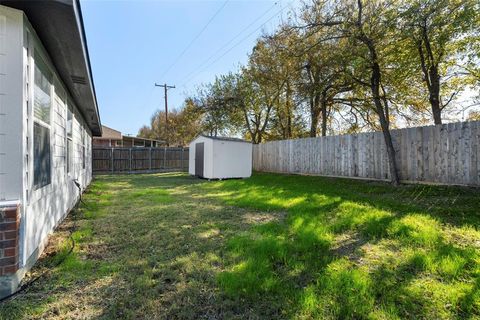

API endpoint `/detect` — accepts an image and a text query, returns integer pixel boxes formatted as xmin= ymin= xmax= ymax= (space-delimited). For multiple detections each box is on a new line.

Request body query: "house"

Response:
xmin=0 ymin=1 xmax=101 ymax=297
xmin=92 ymin=125 xmax=122 ymax=147
xmin=188 ymin=135 xmax=253 ymax=179
xmin=92 ymin=125 xmax=164 ymax=148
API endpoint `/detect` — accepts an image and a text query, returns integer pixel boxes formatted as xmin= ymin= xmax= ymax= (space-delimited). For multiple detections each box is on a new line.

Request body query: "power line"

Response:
xmin=159 ymin=0 xmax=230 ymax=80
xmin=183 ymin=4 xmax=286 ymax=86
xmin=180 ymin=2 xmax=278 ymax=86
xmin=183 ymin=4 xmax=290 ymax=86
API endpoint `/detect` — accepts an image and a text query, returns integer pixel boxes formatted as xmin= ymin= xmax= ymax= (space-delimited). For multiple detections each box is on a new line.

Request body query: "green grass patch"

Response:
xmin=1 ymin=172 xmax=478 ymax=319
xmin=200 ymin=173 xmax=480 ymax=319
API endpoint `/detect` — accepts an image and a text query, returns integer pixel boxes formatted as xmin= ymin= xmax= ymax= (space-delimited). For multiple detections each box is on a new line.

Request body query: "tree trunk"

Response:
xmin=286 ymin=80 xmax=292 ymax=139
xmin=310 ymin=94 xmax=321 ymax=137
xmin=429 ymin=66 xmax=442 ymax=124
xmin=361 ymin=32 xmax=400 ymax=184
xmin=321 ymin=92 xmax=328 ymax=137
xmin=310 ymin=110 xmax=319 ymax=137
xmin=371 ymin=62 xmax=400 ymax=185
xmin=377 ymin=109 xmax=399 ymax=185
xmin=355 ymin=0 xmax=399 ymax=184
xmin=418 ymin=26 xmax=443 ymax=125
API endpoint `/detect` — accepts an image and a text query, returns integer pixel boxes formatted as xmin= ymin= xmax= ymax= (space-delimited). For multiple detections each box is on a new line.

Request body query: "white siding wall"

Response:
xmin=212 ymin=140 xmax=252 ymax=179
xmin=19 ymin=12 xmax=93 ymax=265
xmin=0 ymin=7 xmax=23 ymax=201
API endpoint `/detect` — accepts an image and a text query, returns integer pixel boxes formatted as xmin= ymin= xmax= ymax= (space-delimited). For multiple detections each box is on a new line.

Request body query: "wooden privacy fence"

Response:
xmin=92 ymin=147 xmax=189 ymax=173
xmin=253 ymin=120 xmax=480 ymax=186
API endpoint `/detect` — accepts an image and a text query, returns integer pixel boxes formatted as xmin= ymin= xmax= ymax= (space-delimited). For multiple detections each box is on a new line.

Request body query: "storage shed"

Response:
xmin=188 ymin=135 xmax=252 ymax=179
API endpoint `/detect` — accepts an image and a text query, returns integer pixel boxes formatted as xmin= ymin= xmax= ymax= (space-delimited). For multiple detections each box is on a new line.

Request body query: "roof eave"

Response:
xmin=0 ymin=0 xmax=102 ymax=136
xmin=73 ymin=0 xmax=102 ymax=136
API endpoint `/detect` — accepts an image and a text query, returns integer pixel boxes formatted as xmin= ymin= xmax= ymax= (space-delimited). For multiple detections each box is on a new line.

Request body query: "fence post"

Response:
xmin=149 ymin=147 xmax=152 ymax=171
xmin=180 ymin=147 xmax=183 ymax=171
xmin=129 ymin=148 xmax=132 ymax=172
xmin=111 ymin=148 xmax=114 ymax=173
xmin=163 ymin=146 xmax=167 ymax=169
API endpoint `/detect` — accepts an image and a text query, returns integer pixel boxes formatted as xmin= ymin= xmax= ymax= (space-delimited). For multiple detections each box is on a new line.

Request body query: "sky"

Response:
xmin=80 ymin=0 xmax=296 ymax=136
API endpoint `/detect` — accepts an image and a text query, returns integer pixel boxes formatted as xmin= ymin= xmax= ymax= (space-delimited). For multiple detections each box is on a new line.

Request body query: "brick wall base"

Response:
xmin=0 ymin=202 xmax=20 ymax=298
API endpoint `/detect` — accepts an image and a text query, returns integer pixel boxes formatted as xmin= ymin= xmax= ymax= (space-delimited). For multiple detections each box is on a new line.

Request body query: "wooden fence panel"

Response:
xmin=252 ymin=120 xmax=480 ymax=186
xmin=92 ymin=148 xmax=112 ymax=172
xmin=92 ymin=147 xmax=189 ymax=174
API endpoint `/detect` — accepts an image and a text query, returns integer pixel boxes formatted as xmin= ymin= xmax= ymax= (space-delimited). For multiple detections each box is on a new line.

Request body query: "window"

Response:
xmin=81 ymin=127 xmax=86 ymax=169
xmin=33 ymin=53 xmax=52 ymax=188
xmin=33 ymin=122 xmax=51 ymax=187
xmin=34 ymin=55 xmax=51 ymax=124
xmin=67 ymin=106 xmax=73 ymax=174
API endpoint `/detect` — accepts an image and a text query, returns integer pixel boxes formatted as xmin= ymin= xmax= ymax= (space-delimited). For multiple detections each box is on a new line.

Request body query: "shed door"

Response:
xmin=195 ymin=142 xmax=204 ymax=177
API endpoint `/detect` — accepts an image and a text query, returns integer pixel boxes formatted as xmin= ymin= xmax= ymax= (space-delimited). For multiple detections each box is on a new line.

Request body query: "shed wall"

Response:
xmin=212 ymin=140 xmax=252 ymax=179
xmin=189 ymin=136 xmax=252 ymax=179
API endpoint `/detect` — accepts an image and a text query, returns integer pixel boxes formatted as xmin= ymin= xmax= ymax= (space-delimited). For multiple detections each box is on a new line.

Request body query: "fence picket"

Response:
xmin=93 ymin=147 xmax=189 ymax=174
xmin=252 ymin=120 xmax=480 ymax=186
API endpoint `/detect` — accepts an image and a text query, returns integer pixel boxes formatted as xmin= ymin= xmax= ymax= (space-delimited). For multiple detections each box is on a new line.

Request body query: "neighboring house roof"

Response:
xmin=94 ymin=125 xmax=165 ymax=144
xmin=122 ymin=135 xmax=165 ymax=144
xmin=1 ymin=0 xmax=102 ymax=136
xmin=199 ymin=135 xmax=250 ymax=143
xmin=95 ymin=125 xmax=122 ymax=140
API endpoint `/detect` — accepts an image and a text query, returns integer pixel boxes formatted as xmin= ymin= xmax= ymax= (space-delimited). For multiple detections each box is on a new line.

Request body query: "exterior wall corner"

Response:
xmin=0 ymin=202 xmax=21 ymax=298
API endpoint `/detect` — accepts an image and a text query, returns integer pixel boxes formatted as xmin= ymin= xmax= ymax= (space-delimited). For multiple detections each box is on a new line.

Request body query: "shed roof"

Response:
xmin=199 ymin=135 xmax=250 ymax=143
xmin=1 ymin=0 xmax=102 ymax=136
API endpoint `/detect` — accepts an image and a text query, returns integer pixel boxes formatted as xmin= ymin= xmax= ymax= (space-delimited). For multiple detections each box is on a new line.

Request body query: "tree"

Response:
xmin=137 ymin=102 xmax=203 ymax=146
xmin=399 ymin=0 xmax=479 ymax=124
xmin=189 ymin=76 xmax=243 ymax=137
xmin=301 ymin=38 xmax=352 ymax=136
xmin=302 ymin=0 xmax=402 ymax=184
xmin=139 ymin=0 xmax=479 ymax=155
xmin=288 ymin=8 xmax=355 ymax=137
xmin=253 ymin=32 xmax=306 ymax=140
xmin=221 ymin=70 xmax=276 ymax=144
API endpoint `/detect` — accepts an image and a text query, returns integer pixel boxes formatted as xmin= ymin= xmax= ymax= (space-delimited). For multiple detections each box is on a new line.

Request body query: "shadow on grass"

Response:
xmin=199 ymin=173 xmax=480 ymax=319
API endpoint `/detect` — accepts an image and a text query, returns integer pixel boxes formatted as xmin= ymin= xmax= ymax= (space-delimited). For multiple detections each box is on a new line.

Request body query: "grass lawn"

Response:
xmin=1 ymin=172 xmax=479 ymax=319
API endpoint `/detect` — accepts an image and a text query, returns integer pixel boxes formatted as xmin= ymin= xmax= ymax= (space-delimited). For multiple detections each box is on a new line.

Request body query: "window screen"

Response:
xmin=81 ymin=128 xmax=86 ymax=169
xmin=67 ymin=106 xmax=73 ymax=137
xmin=34 ymin=54 xmax=51 ymax=124
xmin=67 ymin=106 xmax=73 ymax=173
xmin=33 ymin=53 xmax=52 ymax=188
xmin=67 ymin=139 xmax=73 ymax=174
xmin=33 ymin=122 xmax=51 ymax=188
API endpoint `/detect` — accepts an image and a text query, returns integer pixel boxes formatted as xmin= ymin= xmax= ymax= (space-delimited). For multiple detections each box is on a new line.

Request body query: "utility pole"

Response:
xmin=154 ymin=83 xmax=175 ymax=146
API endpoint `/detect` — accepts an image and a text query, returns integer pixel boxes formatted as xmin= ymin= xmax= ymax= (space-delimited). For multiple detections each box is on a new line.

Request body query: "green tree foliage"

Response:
xmin=252 ymin=32 xmax=306 ymax=140
xmin=398 ymin=0 xmax=480 ymax=124
xmin=298 ymin=0 xmax=404 ymax=184
xmin=138 ymin=101 xmax=203 ymax=146
xmin=188 ymin=76 xmax=243 ymax=137
xmin=139 ymin=0 xmax=479 ymax=177
xmin=291 ymin=21 xmax=353 ymax=136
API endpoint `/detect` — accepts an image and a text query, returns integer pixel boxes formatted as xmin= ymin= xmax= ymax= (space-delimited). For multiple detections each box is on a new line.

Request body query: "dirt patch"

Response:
xmin=331 ymin=231 xmax=367 ymax=262
xmin=242 ymin=210 xmax=286 ymax=225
